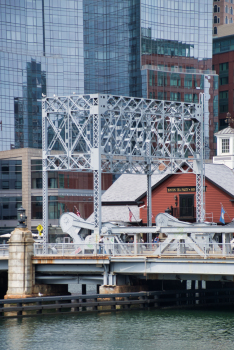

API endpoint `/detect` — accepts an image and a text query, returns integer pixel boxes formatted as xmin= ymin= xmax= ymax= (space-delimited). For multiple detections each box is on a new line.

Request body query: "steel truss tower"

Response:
xmin=42 ymin=94 xmax=204 ymax=251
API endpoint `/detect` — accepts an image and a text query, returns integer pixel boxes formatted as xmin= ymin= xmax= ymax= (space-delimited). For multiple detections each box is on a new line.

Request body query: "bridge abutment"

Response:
xmin=4 ymin=228 xmax=68 ymax=299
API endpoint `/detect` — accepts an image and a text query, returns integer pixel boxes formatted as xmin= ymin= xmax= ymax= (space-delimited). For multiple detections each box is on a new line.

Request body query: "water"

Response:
xmin=1 ymin=308 xmax=234 ymax=350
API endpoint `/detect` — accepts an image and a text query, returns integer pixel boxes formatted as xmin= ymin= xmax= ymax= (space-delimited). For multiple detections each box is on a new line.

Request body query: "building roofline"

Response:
xmin=135 ymin=171 xmax=234 ymax=202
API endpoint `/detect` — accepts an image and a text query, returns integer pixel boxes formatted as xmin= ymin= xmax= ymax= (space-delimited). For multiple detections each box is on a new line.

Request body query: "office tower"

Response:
xmin=213 ymin=31 xmax=234 ymax=129
xmin=84 ymin=0 xmax=218 ymax=159
xmin=0 ymin=0 xmax=217 ymax=233
xmin=0 ymin=0 xmax=84 ymax=152
xmin=0 ymin=1 xmax=110 ymax=233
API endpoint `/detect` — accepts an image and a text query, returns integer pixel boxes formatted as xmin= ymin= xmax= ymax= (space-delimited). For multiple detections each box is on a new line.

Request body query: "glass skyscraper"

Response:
xmin=0 ymin=0 xmax=217 ymax=155
xmin=0 ymin=0 xmax=218 ymax=232
xmin=84 ymin=0 xmax=218 ymax=158
xmin=0 ymin=0 xmax=84 ymax=151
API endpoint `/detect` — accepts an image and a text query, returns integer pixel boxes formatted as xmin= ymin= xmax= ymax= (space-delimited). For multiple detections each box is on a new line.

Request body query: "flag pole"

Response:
xmin=128 ymin=206 xmax=140 ymax=226
xmin=220 ymin=202 xmax=232 ymax=221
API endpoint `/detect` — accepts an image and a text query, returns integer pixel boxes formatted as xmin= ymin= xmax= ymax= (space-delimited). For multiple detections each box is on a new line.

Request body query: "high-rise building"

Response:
xmin=0 ymin=0 xmax=84 ymax=152
xmin=0 ymin=0 xmax=217 ymax=233
xmin=213 ymin=0 xmax=234 ymax=35
xmin=84 ymin=0 xmax=218 ymax=158
xmin=213 ymin=27 xmax=234 ymax=129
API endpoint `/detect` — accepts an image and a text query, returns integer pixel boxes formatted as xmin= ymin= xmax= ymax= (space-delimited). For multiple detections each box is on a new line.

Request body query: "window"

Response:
xmin=157 ymin=72 xmax=167 ymax=87
xmin=225 ymin=5 xmax=229 ymax=13
xmin=184 ymin=75 xmax=192 ymax=88
xmin=230 ymin=18 xmax=233 ymax=23
xmin=231 ymin=7 xmax=233 ymax=14
xmin=15 ymin=181 xmax=22 ymax=189
xmin=220 ymin=105 xmax=229 ymax=112
xmin=184 ymin=94 xmax=193 ymax=102
xmin=219 ymin=62 xmax=229 ymax=71
xmin=158 ymin=91 xmax=167 ymax=100
xmin=214 ymin=16 xmax=217 ymax=23
xmin=225 ymin=16 xmax=228 ymax=24
xmin=219 ymin=91 xmax=229 ymax=113
xmin=218 ymin=17 xmax=220 ymax=23
xmin=214 ymin=5 xmax=217 ymax=12
xmin=218 ymin=7 xmax=220 ymax=12
xmin=170 ymin=92 xmax=181 ymax=101
xmin=220 ymin=76 xmax=229 ymax=85
xmin=2 ymin=181 xmax=9 ymax=189
xmin=219 ymin=91 xmax=228 ymax=99
xmin=170 ymin=74 xmax=181 ymax=87
xmin=214 ymin=27 xmax=217 ymax=34
xmin=222 ymin=138 xmax=230 ymax=153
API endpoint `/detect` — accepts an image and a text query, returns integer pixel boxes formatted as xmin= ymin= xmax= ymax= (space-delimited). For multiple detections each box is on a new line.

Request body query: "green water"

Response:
xmin=1 ymin=308 xmax=234 ymax=350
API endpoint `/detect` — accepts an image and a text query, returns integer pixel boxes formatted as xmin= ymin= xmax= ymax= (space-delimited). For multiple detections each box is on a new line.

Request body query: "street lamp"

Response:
xmin=17 ymin=206 xmax=27 ymax=228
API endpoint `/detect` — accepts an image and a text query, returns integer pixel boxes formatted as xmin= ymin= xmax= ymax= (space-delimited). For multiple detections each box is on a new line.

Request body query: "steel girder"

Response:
xmin=42 ymin=94 xmax=204 ymax=243
xmin=42 ymin=94 xmax=202 ymax=175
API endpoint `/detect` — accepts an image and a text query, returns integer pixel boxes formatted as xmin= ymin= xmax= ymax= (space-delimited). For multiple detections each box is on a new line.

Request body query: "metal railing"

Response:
xmin=1 ymin=242 xmax=233 ymax=259
xmin=33 ymin=242 xmax=234 ymax=259
xmin=0 ymin=244 xmax=9 ymax=257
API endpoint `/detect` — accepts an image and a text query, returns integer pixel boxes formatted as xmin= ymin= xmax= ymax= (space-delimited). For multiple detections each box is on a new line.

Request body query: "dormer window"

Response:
xmin=222 ymin=138 xmax=230 ymax=153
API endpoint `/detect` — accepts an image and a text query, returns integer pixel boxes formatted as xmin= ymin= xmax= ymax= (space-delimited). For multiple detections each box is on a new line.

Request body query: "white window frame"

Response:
xmin=222 ymin=138 xmax=230 ymax=153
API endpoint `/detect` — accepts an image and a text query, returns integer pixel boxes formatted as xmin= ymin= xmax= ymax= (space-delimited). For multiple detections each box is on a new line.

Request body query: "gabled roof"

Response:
xmin=101 ymin=163 xmax=234 ymax=203
xmin=87 ymin=205 xmax=141 ymax=223
xmin=215 ymin=126 xmax=234 ymax=136
xmin=101 ymin=172 xmax=169 ymax=202
xmin=205 ymin=164 xmax=234 ymax=198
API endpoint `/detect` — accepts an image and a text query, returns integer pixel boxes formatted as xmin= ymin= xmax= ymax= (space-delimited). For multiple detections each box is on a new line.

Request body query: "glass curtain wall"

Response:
xmin=83 ymin=0 xmax=142 ymax=97
xmin=0 ymin=0 xmax=84 ymax=151
xmin=140 ymin=0 xmax=218 ymax=158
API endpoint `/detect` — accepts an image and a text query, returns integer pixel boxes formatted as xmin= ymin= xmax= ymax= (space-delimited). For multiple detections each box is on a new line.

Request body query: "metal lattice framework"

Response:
xmin=42 ymin=94 xmax=204 ymax=246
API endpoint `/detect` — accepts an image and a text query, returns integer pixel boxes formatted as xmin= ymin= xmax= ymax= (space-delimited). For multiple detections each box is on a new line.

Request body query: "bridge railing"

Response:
xmin=0 ymin=244 xmax=9 ymax=257
xmin=33 ymin=242 xmax=234 ymax=258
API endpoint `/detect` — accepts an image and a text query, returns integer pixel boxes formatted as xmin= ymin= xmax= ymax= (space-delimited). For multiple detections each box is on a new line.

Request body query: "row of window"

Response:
xmin=213 ymin=36 xmax=234 ymax=53
xmin=225 ymin=5 xmax=234 ymax=13
xmin=149 ymin=91 xmax=199 ymax=103
xmin=214 ymin=18 xmax=233 ymax=35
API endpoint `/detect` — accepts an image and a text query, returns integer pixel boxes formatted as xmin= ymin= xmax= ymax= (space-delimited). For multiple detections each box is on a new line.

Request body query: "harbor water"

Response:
xmin=1 ymin=307 xmax=234 ymax=350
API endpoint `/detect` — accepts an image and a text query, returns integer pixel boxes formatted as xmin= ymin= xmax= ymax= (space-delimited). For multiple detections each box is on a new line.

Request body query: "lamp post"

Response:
xmin=17 ymin=206 xmax=27 ymax=228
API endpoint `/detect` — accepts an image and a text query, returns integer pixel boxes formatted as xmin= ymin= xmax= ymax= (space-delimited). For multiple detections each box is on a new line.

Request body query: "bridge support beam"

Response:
xmin=5 ymin=227 xmax=68 ymax=299
xmin=5 ymin=227 xmax=35 ymax=299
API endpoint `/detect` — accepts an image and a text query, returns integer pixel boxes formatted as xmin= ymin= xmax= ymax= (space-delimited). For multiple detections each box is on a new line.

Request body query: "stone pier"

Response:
xmin=5 ymin=227 xmax=34 ymax=299
xmin=5 ymin=227 xmax=68 ymax=299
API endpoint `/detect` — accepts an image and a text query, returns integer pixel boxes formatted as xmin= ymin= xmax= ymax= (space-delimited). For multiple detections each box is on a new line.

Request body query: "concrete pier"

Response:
xmin=5 ymin=227 xmax=68 ymax=299
xmin=5 ymin=227 xmax=34 ymax=299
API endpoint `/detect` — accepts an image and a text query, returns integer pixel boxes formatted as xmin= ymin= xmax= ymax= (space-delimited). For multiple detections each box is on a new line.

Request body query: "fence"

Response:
xmin=33 ymin=242 xmax=234 ymax=258
xmin=1 ymin=242 xmax=234 ymax=259
xmin=1 ymin=287 xmax=234 ymax=318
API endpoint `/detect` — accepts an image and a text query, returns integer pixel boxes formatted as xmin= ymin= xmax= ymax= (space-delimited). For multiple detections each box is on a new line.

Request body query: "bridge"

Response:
xmin=1 ymin=212 xmax=234 ymax=300
xmin=1 ymin=239 xmax=234 ymax=287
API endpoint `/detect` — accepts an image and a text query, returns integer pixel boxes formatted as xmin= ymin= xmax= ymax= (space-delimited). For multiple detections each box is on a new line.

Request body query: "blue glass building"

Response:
xmin=0 ymin=0 xmax=218 ymax=232
xmin=0 ymin=0 xmax=217 ymax=154
xmin=84 ymin=0 xmax=218 ymax=158
xmin=0 ymin=0 xmax=84 ymax=151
